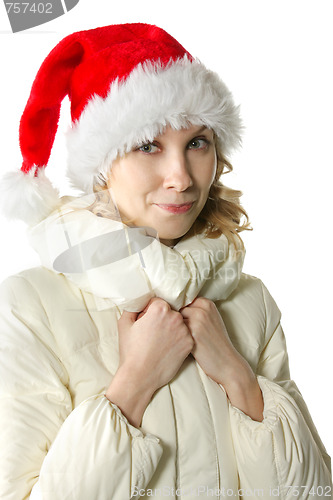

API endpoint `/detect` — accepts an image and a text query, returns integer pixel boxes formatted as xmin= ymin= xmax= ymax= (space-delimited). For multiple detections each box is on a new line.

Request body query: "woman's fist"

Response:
xmin=118 ymin=298 xmax=194 ymax=392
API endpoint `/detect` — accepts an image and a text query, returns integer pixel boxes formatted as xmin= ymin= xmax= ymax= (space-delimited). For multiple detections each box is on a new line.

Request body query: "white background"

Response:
xmin=0 ymin=0 xmax=332 ymax=456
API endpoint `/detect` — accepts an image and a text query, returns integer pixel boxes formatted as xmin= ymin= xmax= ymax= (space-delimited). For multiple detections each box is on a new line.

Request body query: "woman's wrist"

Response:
xmin=105 ymin=365 xmax=156 ymax=428
xmin=218 ymin=357 xmax=264 ymax=422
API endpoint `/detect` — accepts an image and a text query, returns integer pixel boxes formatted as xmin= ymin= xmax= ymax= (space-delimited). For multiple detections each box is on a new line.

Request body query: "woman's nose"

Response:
xmin=162 ymin=152 xmax=193 ymax=191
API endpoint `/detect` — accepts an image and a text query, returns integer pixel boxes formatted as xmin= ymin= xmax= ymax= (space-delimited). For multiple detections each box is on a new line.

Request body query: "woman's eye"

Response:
xmin=137 ymin=143 xmax=159 ymax=154
xmin=188 ymin=138 xmax=209 ymax=150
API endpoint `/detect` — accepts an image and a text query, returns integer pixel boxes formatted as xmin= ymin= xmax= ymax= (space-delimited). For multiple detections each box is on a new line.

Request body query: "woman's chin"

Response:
xmin=130 ymin=215 xmax=196 ymax=246
xmin=156 ymin=227 xmax=192 ymax=247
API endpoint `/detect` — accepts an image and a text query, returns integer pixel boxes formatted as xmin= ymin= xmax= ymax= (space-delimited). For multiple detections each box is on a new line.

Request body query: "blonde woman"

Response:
xmin=0 ymin=23 xmax=331 ymax=499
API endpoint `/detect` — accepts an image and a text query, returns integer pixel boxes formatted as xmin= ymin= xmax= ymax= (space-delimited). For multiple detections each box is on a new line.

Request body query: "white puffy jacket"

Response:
xmin=0 ymin=204 xmax=331 ymax=499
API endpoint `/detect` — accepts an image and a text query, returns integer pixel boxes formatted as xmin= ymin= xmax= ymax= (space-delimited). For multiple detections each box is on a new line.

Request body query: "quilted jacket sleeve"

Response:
xmin=227 ymin=281 xmax=332 ymax=499
xmin=0 ymin=275 xmax=163 ymax=500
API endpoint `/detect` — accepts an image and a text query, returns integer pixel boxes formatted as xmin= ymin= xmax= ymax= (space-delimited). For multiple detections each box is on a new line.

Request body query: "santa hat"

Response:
xmin=1 ymin=23 xmax=242 ymax=226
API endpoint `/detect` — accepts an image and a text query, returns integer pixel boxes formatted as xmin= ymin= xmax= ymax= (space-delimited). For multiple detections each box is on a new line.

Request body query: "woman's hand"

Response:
xmin=180 ymin=297 xmax=240 ymax=383
xmin=180 ymin=298 xmax=264 ymax=421
xmin=105 ymin=298 xmax=193 ymax=427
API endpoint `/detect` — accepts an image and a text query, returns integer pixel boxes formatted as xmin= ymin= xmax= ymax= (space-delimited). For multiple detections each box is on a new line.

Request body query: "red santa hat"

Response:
xmin=1 ymin=23 xmax=242 ymax=225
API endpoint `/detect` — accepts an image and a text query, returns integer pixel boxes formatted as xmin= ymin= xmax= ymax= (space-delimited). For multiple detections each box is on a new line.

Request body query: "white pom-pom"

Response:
xmin=0 ymin=168 xmax=60 ymax=226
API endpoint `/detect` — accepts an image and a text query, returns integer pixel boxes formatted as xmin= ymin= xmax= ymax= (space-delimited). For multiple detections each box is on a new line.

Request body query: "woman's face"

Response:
xmin=107 ymin=124 xmax=217 ymax=246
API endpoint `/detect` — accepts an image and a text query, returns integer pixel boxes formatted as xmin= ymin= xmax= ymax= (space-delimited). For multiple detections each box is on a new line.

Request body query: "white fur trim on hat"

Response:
xmin=0 ymin=168 xmax=60 ymax=226
xmin=67 ymin=56 xmax=242 ymax=194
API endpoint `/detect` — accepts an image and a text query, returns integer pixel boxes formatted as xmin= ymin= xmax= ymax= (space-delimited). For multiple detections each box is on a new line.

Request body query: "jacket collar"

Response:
xmin=28 ymin=196 xmax=245 ymax=311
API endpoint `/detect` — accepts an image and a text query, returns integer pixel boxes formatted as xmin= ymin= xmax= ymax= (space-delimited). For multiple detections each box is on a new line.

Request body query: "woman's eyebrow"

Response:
xmin=192 ymin=125 xmax=208 ymax=134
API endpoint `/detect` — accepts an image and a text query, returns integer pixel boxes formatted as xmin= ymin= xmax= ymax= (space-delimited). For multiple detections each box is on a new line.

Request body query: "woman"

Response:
xmin=0 ymin=23 xmax=331 ymax=499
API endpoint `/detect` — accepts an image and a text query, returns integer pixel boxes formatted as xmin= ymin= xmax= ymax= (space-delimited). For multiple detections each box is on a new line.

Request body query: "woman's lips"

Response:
xmin=155 ymin=202 xmax=194 ymax=214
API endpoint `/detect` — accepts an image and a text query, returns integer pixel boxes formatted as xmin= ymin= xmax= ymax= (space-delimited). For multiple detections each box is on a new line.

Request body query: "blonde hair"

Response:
xmin=88 ymin=147 xmax=251 ymax=250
